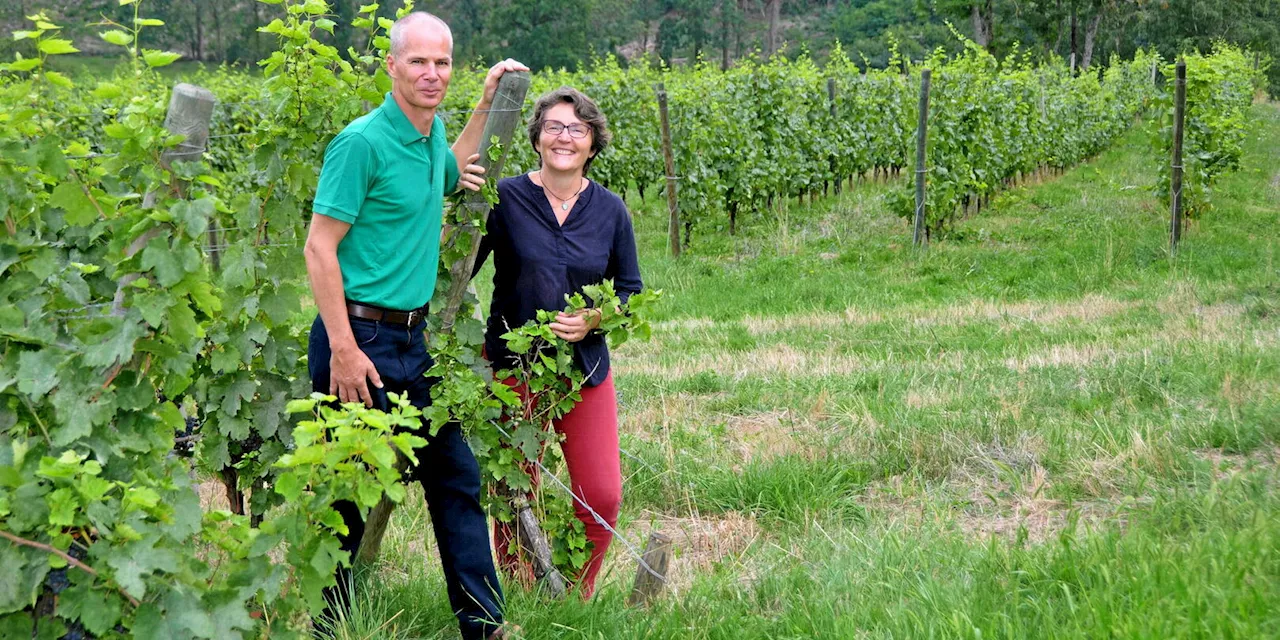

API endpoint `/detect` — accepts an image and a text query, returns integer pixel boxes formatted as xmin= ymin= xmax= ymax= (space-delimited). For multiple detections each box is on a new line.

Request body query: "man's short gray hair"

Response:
xmin=388 ymin=12 xmax=451 ymax=57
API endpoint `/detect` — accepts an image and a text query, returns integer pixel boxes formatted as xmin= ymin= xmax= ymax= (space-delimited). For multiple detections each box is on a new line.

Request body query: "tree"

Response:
xmin=764 ymin=0 xmax=780 ymax=56
xmin=972 ymin=0 xmax=993 ymax=47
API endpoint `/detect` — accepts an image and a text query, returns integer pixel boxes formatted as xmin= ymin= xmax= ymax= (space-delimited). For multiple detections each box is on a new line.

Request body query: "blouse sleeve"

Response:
xmin=470 ymin=190 xmax=503 ymax=281
xmin=608 ymin=204 xmax=643 ymax=305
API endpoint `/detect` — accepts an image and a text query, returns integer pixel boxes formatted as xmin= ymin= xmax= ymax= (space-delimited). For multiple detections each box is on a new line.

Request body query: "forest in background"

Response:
xmin=2 ymin=0 xmax=1278 ymax=92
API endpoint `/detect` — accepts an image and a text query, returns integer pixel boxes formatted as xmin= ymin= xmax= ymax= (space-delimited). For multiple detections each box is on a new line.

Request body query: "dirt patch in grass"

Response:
xmin=1193 ymin=446 xmax=1280 ymax=479
xmin=619 ymin=345 xmax=972 ymax=380
xmin=861 ymin=436 xmax=1132 ymax=545
xmin=861 ymin=470 xmax=1122 ymax=545
xmin=608 ymin=511 xmax=762 ymax=593
xmin=1004 ymin=342 xmax=1128 ymax=372
xmin=618 ymin=392 xmax=713 ymax=439
xmin=1005 ymin=299 xmax=1262 ymax=372
xmin=197 ymin=478 xmax=231 ymax=511
xmin=719 ymin=407 xmax=851 ymax=466
xmin=734 ymin=293 xmax=1135 ymax=336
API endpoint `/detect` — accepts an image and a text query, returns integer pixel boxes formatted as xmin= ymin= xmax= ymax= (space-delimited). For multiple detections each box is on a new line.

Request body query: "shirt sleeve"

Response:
xmin=444 ymin=147 xmax=460 ymax=195
xmin=313 ymin=132 xmax=377 ymax=224
xmin=471 ymin=196 xmax=499 ymax=281
xmin=608 ymin=202 xmax=643 ymax=305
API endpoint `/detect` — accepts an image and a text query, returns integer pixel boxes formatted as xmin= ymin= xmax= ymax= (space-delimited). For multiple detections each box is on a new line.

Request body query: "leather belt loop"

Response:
xmin=346 ymin=301 xmax=429 ymax=328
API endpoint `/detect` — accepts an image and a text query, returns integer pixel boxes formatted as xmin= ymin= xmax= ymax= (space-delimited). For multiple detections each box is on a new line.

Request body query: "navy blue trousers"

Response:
xmin=309 ymin=314 xmax=504 ymax=640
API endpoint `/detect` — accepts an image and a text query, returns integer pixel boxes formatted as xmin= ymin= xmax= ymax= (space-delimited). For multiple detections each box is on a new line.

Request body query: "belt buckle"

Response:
xmin=406 ymin=308 xmax=424 ymax=326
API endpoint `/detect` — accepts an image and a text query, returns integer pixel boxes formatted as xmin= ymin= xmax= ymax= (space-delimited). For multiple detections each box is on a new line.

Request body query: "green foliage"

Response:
xmin=888 ymin=38 xmax=1159 ymax=240
xmin=2 ymin=0 xmax=1256 ymax=631
xmin=1153 ymin=45 xmax=1258 ymax=220
xmin=0 ymin=1 xmax=428 ymax=636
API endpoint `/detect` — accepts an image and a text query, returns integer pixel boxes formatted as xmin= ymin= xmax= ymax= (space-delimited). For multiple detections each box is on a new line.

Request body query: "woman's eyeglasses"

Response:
xmin=543 ymin=120 xmax=590 ymax=139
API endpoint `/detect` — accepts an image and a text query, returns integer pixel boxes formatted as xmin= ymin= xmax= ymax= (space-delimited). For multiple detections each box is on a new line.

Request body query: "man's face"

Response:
xmin=386 ymin=21 xmax=453 ymax=113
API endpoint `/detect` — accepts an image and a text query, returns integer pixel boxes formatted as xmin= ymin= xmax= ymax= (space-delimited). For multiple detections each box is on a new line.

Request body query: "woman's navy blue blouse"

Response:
xmin=473 ymin=174 xmax=642 ymax=387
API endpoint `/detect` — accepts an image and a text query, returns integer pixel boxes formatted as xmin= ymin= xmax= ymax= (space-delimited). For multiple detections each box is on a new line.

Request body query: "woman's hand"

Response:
xmin=550 ymin=309 xmax=600 ymax=343
xmin=457 ymin=153 xmax=485 ymax=192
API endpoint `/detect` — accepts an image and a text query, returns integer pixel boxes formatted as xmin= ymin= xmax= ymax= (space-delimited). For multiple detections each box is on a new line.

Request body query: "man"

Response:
xmin=303 ymin=11 xmax=525 ymax=640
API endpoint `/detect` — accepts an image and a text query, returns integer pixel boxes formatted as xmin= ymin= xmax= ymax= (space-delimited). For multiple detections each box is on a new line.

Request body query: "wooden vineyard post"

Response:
xmin=115 ymin=83 xmax=217 ymax=316
xmin=1038 ymin=73 xmax=1047 ymax=121
xmin=510 ymin=493 xmax=568 ymax=598
xmin=1169 ymin=60 xmax=1186 ymax=256
xmin=628 ymin=532 xmax=672 ymax=606
xmin=913 ymin=69 xmax=931 ymax=247
xmin=437 ymin=72 xmax=532 ymax=331
xmin=355 ymin=71 xmax=532 ymax=566
xmin=656 ymin=83 xmax=682 ymax=258
xmin=827 ymin=77 xmax=839 ymax=196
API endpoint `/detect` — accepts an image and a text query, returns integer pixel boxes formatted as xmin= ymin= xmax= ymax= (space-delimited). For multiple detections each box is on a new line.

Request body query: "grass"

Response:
xmin=335 ymin=103 xmax=1280 ymax=638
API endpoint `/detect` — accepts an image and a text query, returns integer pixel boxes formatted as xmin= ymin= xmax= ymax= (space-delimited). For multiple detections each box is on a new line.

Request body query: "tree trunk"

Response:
xmin=1081 ymin=10 xmax=1102 ymax=70
xmin=1069 ymin=7 xmax=1077 ymax=74
xmin=211 ymin=0 xmax=222 ymax=62
xmin=253 ymin=1 xmax=262 ymax=62
xmin=193 ymin=2 xmax=204 ymax=61
xmin=764 ymin=0 xmax=781 ymax=56
xmin=1052 ymin=1 xmax=1065 ymax=55
xmin=721 ymin=0 xmax=731 ymax=70
xmin=971 ymin=2 xmax=993 ymax=48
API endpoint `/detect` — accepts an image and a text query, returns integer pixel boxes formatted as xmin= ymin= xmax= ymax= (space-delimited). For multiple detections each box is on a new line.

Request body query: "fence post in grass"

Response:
xmin=356 ymin=72 xmax=533 ymax=566
xmin=1169 ymin=60 xmax=1187 ymax=256
xmin=138 ymin=83 xmax=247 ymax=516
xmin=828 ymin=77 xmax=840 ymax=196
xmin=113 ymin=83 xmax=215 ymax=314
xmin=913 ymin=69 xmax=931 ymax=247
xmin=148 ymin=83 xmax=218 ymax=265
xmin=656 ymin=83 xmax=681 ymax=258
xmin=510 ymin=493 xmax=568 ymax=598
xmin=628 ymin=531 xmax=673 ymax=606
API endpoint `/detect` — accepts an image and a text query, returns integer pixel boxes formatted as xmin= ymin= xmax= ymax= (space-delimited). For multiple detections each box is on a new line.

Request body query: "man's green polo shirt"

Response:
xmin=313 ymin=92 xmax=459 ymax=311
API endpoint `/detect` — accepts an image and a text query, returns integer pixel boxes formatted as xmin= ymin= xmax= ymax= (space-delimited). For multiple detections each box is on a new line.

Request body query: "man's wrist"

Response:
xmin=329 ymin=336 xmax=360 ymax=354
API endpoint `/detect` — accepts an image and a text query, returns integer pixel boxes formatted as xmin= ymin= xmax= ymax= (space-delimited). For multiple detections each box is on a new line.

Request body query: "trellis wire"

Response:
xmin=487 ymin=419 xmax=671 ymax=586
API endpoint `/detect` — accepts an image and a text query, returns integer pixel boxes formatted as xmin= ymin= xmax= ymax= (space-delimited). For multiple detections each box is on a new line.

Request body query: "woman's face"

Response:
xmin=536 ymin=102 xmax=594 ymax=175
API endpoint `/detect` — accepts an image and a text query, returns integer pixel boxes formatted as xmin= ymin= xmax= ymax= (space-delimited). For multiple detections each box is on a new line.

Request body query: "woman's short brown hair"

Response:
xmin=527 ymin=86 xmax=612 ymax=175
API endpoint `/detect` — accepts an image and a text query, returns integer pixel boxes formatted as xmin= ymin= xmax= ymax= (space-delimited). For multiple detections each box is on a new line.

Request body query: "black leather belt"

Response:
xmin=346 ymin=301 xmax=428 ymax=327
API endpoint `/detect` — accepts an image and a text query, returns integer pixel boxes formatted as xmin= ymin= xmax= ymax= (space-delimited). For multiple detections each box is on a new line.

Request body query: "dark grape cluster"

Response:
xmin=45 ymin=568 xmax=69 ymax=594
xmin=60 ymin=620 xmax=92 ymax=640
xmin=239 ymin=432 xmax=263 ymax=452
xmin=173 ymin=415 xmax=200 ymax=457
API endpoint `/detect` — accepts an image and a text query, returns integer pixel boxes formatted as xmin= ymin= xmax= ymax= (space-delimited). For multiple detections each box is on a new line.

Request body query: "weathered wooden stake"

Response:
xmin=150 ymin=84 xmax=218 ymax=259
xmin=511 ymin=493 xmax=568 ymax=598
xmin=356 ymin=71 xmax=532 ymax=566
xmin=827 ymin=77 xmax=840 ymax=196
xmin=1169 ymin=60 xmax=1186 ymax=256
xmin=1038 ymin=73 xmax=1047 ymax=121
xmin=116 ymin=83 xmax=216 ymax=316
xmin=656 ymin=83 xmax=682 ymax=258
xmin=628 ymin=532 xmax=672 ymax=606
xmin=913 ymin=69 xmax=931 ymax=247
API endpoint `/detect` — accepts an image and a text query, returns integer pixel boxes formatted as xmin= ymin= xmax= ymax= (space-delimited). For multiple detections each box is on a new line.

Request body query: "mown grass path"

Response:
xmin=348 ymin=105 xmax=1280 ymax=639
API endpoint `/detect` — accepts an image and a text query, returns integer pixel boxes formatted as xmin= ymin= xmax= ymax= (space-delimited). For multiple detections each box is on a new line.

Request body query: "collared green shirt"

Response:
xmin=313 ymin=92 xmax=459 ymax=311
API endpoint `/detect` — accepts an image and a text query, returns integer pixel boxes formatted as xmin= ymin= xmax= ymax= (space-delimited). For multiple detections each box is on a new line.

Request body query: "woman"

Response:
xmin=473 ymin=87 xmax=642 ymax=597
